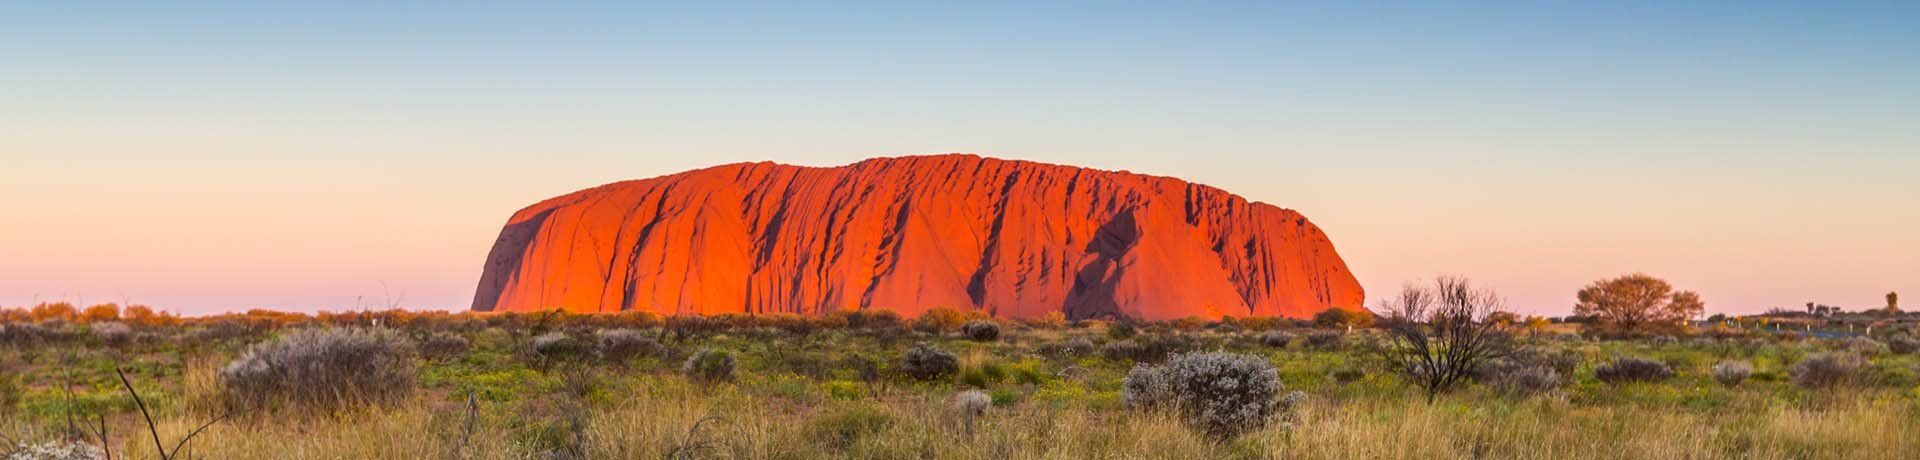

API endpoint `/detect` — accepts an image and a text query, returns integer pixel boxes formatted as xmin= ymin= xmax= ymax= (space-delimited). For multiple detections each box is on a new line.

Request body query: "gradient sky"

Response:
xmin=3 ymin=1 xmax=1916 ymax=316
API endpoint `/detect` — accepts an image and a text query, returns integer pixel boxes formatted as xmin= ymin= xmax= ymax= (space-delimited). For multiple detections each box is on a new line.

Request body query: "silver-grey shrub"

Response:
xmin=5 ymin=441 xmax=105 ymax=460
xmin=1122 ymin=351 xmax=1282 ymax=439
xmin=1474 ymin=358 xmax=1561 ymax=396
xmin=682 ymin=348 xmax=737 ymax=383
xmin=1790 ymin=352 xmax=1867 ymax=389
xmin=961 ymin=321 xmax=1001 ymax=342
xmin=1258 ymin=331 xmax=1293 ymax=348
xmin=595 ymin=328 xmax=663 ymax=362
xmin=1304 ymin=331 xmax=1343 ymax=350
xmin=220 ymin=327 xmax=415 ymax=412
xmin=530 ymin=332 xmax=585 ymax=361
xmin=952 ymin=389 xmax=991 ymax=417
xmin=90 ymin=322 xmax=132 ymax=346
xmin=1594 ymin=357 xmax=1674 ymax=384
xmin=1039 ymin=338 xmax=1095 ymax=358
xmin=1712 ymin=360 xmax=1752 ymax=387
xmin=1887 ymin=335 xmax=1919 ymax=355
xmin=901 ymin=342 xmax=959 ymax=381
xmin=419 ymin=333 xmax=470 ymax=361
xmin=1836 ymin=337 xmax=1887 ymax=355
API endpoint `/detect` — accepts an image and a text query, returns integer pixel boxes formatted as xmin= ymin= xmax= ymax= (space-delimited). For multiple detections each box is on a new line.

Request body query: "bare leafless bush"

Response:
xmin=1373 ymin=276 xmax=1516 ymax=403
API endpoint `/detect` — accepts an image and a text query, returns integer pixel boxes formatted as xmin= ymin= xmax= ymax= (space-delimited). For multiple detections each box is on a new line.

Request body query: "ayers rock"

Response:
xmin=472 ymin=154 xmax=1363 ymax=320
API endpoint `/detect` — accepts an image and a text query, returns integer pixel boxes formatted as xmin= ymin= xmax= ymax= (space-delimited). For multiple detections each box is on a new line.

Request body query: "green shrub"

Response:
xmin=1304 ymin=331 xmax=1343 ymax=350
xmin=1330 ymin=368 xmax=1366 ymax=385
xmin=900 ymin=343 xmax=959 ymax=381
xmin=807 ymin=404 xmax=895 ymax=449
xmin=960 ymin=362 xmax=1007 ymax=388
xmin=1101 ymin=334 xmax=1194 ymax=362
xmin=420 ymin=332 xmax=470 ymax=361
xmin=1008 ymin=361 xmax=1047 ymax=385
xmin=821 ymin=380 xmax=864 ymax=400
xmin=961 ymin=321 xmax=1001 ymax=342
xmin=1038 ymin=338 xmax=1095 ymax=358
xmin=682 ymin=348 xmax=737 ymax=383
xmin=0 ymin=373 xmax=19 ymax=411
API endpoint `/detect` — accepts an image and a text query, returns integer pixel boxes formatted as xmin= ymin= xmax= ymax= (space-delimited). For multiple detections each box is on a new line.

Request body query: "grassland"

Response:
xmin=1 ymin=312 xmax=1917 ymax=459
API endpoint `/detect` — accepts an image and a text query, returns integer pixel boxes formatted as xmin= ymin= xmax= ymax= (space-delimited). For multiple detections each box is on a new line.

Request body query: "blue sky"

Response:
xmin=2 ymin=1 xmax=1916 ymax=315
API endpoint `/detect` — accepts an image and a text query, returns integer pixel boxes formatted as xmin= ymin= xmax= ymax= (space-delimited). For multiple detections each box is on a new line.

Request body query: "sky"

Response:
xmin=2 ymin=1 xmax=1916 ymax=316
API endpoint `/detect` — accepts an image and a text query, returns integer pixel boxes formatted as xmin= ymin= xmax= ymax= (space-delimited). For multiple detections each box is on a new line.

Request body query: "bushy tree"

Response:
xmin=28 ymin=302 xmax=77 ymax=322
xmin=1313 ymin=308 xmax=1374 ymax=329
xmin=1574 ymin=274 xmax=1704 ymax=336
xmin=1373 ymin=276 xmax=1515 ymax=403
xmin=914 ymin=307 xmax=972 ymax=333
xmin=78 ymin=303 xmax=120 ymax=323
xmin=1889 ymin=292 xmax=1900 ymax=315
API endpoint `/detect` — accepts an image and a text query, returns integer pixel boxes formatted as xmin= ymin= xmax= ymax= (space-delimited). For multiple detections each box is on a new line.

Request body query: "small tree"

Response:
xmin=79 ymin=304 xmax=121 ymax=323
xmin=914 ymin=307 xmax=970 ymax=333
xmin=1574 ymin=274 xmax=1703 ymax=336
xmin=1373 ymin=276 xmax=1515 ymax=404
xmin=1313 ymin=308 xmax=1374 ymax=330
xmin=1889 ymin=292 xmax=1900 ymax=315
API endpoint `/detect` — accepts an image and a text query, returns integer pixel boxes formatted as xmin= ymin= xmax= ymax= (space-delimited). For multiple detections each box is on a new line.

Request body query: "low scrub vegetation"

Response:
xmin=219 ymin=327 xmax=416 ymax=413
xmin=1790 ymin=352 xmax=1868 ymax=389
xmin=0 ymin=304 xmax=1917 ymax=459
xmin=1595 ymin=357 xmax=1676 ymax=384
xmin=1712 ymin=360 xmax=1753 ymax=387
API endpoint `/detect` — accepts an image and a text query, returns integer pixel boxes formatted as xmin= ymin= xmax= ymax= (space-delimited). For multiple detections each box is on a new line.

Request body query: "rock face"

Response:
xmin=472 ymin=154 xmax=1363 ymax=320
